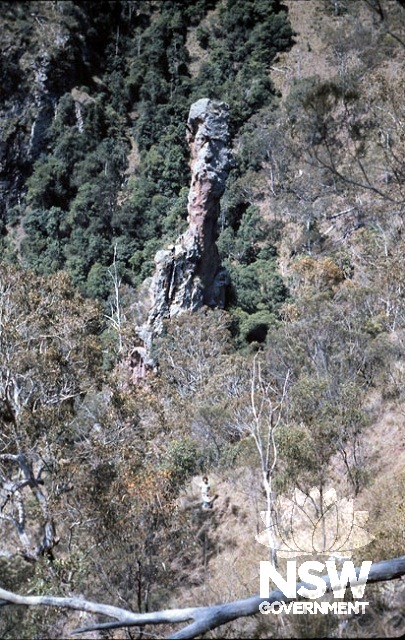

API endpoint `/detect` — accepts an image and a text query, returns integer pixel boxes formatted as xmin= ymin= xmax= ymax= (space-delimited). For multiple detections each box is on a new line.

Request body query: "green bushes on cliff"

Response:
xmin=4 ymin=0 xmax=293 ymax=304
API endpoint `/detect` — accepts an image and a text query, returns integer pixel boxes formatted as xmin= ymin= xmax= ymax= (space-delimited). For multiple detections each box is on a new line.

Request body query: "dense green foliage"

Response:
xmin=1 ymin=0 xmax=293 ymax=314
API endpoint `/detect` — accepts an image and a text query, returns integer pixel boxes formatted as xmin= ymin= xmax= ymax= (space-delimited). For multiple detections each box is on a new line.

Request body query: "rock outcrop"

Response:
xmin=138 ymin=98 xmax=234 ymax=362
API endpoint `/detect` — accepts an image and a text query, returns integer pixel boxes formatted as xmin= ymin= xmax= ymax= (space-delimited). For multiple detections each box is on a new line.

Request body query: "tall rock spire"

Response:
xmin=137 ymin=98 xmax=234 ymax=363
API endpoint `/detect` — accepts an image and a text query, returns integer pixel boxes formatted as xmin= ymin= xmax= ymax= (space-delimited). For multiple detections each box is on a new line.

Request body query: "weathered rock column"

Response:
xmin=137 ymin=98 xmax=234 ymax=362
xmin=184 ymin=98 xmax=234 ymax=303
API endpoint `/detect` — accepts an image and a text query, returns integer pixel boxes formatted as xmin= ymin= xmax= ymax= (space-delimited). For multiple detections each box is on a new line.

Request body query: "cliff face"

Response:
xmin=138 ymin=98 xmax=234 ymax=361
xmin=0 ymin=2 xmax=116 ymax=224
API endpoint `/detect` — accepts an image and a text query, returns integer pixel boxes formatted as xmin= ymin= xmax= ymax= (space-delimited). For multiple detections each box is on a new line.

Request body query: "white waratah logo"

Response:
xmin=256 ymin=487 xmax=374 ymax=558
xmin=257 ymin=488 xmax=374 ymax=613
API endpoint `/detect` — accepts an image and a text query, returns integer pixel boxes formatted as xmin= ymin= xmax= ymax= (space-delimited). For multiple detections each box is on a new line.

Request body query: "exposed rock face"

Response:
xmin=138 ymin=98 xmax=234 ymax=361
xmin=0 ymin=11 xmax=92 ymax=221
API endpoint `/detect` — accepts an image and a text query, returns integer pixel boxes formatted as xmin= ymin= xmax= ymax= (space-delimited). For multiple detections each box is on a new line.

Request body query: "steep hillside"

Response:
xmin=161 ymin=3 xmax=405 ymax=637
xmin=0 ymin=1 xmax=404 ymax=639
xmin=1 ymin=0 xmax=294 ymax=299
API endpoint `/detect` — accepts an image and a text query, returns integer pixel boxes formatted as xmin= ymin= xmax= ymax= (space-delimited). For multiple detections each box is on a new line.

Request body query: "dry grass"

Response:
xmin=185 ymin=6 xmax=220 ymax=78
xmin=168 ymin=469 xmax=284 ymax=637
xmin=270 ymin=0 xmax=338 ymax=95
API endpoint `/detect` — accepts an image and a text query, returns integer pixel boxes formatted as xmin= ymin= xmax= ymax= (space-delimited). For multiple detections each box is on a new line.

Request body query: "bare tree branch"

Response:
xmin=311 ymin=146 xmax=404 ymax=205
xmin=0 ymin=555 xmax=403 ymax=639
xmin=362 ymin=0 xmax=405 ymax=48
xmin=0 ymin=452 xmax=59 ymax=560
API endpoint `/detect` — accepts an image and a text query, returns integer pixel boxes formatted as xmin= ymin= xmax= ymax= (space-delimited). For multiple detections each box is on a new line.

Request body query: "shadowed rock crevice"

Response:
xmin=138 ymin=98 xmax=234 ymax=362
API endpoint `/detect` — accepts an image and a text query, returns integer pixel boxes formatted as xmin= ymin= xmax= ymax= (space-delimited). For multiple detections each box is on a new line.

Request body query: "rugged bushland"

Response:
xmin=0 ymin=1 xmax=404 ymax=638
